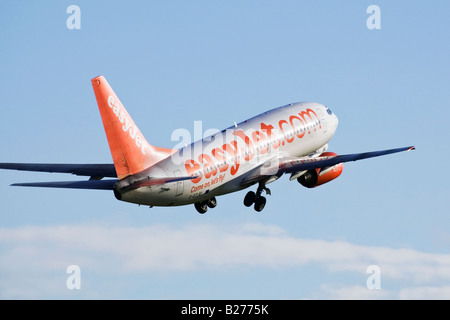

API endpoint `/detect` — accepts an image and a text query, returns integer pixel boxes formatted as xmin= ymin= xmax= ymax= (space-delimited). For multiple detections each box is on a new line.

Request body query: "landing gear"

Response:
xmin=194 ymin=201 xmax=208 ymax=214
xmin=207 ymin=197 xmax=217 ymax=208
xmin=194 ymin=196 xmax=217 ymax=214
xmin=244 ymin=191 xmax=256 ymax=207
xmin=254 ymin=196 xmax=266 ymax=212
xmin=243 ymin=181 xmax=271 ymax=212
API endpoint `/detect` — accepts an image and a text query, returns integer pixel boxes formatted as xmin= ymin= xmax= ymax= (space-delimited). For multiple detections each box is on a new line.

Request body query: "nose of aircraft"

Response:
xmin=333 ymin=113 xmax=339 ymax=128
xmin=325 ymin=106 xmax=339 ymax=130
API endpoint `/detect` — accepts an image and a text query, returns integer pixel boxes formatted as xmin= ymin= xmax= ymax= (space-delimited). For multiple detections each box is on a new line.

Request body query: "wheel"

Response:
xmin=254 ymin=196 xmax=266 ymax=212
xmin=194 ymin=201 xmax=208 ymax=214
xmin=207 ymin=197 xmax=217 ymax=208
xmin=244 ymin=191 xmax=256 ymax=207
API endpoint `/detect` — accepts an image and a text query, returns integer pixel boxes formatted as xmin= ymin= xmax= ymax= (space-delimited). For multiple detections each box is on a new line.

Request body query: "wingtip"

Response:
xmin=407 ymin=146 xmax=416 ymax=152
xmin=10 ymin=183 xmax=24 ymax=187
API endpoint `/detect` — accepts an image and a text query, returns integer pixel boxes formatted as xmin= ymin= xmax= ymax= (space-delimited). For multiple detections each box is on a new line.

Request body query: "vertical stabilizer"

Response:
xmin=91 ymin=76 xmax=175 ymax=180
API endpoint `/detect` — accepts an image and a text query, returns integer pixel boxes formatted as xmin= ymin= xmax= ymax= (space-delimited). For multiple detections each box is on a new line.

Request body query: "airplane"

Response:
xmin=0 ymin=76 xmax=415 ymax=213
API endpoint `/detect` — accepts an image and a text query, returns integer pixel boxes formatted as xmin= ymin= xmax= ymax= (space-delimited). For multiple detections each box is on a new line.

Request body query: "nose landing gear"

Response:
xmin=243 ymin=181 xmax=271 ymax=212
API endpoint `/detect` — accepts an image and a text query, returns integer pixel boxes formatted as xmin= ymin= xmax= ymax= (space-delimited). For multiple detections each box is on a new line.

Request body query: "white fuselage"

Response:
xmin=119 ymin=102 xmax=338 ymax=206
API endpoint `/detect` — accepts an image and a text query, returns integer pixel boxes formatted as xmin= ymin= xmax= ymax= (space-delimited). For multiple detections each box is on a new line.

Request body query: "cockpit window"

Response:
xmin=326 ymin=106 xmax=333 ymax=115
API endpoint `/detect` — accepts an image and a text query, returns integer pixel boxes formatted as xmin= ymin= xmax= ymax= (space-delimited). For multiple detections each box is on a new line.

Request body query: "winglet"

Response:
xmin=91 ymin=76 xmax=175 ymax=180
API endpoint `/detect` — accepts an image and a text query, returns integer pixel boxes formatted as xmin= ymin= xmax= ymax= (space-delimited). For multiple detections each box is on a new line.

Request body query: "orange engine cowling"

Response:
xmin=297 ymin=152 xmax=343 ymax=188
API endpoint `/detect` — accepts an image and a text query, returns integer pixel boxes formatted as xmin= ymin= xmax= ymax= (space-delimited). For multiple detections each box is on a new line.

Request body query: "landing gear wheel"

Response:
xmin=207 ymin=197 xmax=217 ymax=208
xmin=254 ymin=196 xmax=266 ymax=212
xmin=194 ymin=201 xmax=208 ymax=214
xmin=244 ymin=191 xmax=256 ymax=207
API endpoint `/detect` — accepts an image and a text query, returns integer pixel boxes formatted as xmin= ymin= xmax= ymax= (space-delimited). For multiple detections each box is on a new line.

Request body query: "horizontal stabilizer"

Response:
xmin=11 ymin=179 xmax=118 ymax=190
xmin=0 ymin=163 xmax=117 ymax=178
xmin=117 ymin=176 xmax=198 ymax=193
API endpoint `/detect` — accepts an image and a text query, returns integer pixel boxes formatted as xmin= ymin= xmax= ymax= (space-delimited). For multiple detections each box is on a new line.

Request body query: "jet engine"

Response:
xmin=297 ymin=152 xmax=343 ymax=188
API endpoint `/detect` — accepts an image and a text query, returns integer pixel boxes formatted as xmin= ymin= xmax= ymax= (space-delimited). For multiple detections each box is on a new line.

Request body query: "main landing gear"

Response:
xmin=244 ymin=181 xmax=271 ymax=212
xmin=194 ymin=197 xmax=217 ymax=214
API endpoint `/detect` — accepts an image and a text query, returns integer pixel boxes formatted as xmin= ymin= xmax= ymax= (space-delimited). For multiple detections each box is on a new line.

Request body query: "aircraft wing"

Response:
xmin=0 ymin=163 xmax=118 ymax=190
xmin=10 ymin=180 xmax=118 ymax=190
xmin=240 ymin=146 xmax=415 ymax=186
xmin=0 ymin=162 xmax=197 ymax=191
xmin=0 ymin=163 xmax=117 ymax=179
xmin=9 ymin=176 xmax=198 ymax=191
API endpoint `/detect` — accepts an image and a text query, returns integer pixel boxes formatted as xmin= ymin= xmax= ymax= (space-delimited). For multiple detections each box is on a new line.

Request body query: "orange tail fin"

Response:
xmin=91 ymin=75 xmax=175 ymax=180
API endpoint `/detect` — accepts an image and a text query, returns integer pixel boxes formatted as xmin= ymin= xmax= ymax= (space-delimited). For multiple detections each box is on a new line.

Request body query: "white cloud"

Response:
xmin=317 ymin=285 xmax=450 ymax=300
xmin=319 ymin=285 xmax=392 ymax=300
xmin=1 ymin=222 xmax=450 ymax=298
xmin=398 ymin=286 xmax=450 ymax=299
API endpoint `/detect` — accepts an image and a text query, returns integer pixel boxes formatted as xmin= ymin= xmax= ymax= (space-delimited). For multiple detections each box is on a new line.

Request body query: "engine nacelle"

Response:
xmin=297 ymin=152 xmax=343 ymax=188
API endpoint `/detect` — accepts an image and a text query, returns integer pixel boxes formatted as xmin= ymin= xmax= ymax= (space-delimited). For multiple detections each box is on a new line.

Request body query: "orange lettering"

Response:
xmin=233 ymin=130 xmax=255 ymax=161
xmin=261 ymin=122 xmax=280 ymax=149
xmin=252 ymin=130 xmax=268 ymax=154
xmin=222 ymin=141 xmax=240 ymax=175
xmin=289 ymin=115 xmax=305 ymax=139
xmin=185 ymin=159 xmax=202 ymax=183
xmin=212 ymin=147 xmax=229 ymax=173
xmin=198 ymin=153 xmax=217 ymax=179
xmin=299 ymin=109 xmax=320 ymax=133
xmin=278 ymin=119 xmax=294 ymax=143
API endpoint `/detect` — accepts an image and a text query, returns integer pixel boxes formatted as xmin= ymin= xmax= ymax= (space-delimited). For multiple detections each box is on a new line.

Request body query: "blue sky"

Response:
xmin=1 ymin=1 xmax=449 ymax=299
